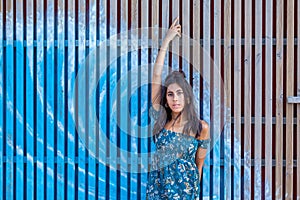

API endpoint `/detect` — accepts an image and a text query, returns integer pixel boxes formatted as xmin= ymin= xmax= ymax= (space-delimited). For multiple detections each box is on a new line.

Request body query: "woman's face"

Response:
xmin=166 ymin=83 xmax=185 ymax=114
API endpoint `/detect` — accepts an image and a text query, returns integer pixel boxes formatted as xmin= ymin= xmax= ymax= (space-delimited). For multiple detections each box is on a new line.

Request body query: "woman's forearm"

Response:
xmin=151 ymin=38 xmax=170 ymax=107
xmin=198 ymin=167 xmax=203 ymax=181
xmin=153 ymin=17 xmax=180 ymax=77
xmin=153 ymin=39 xmax=170 ymax=77
xmin=196 ymin=159 xmax=204 ymax=181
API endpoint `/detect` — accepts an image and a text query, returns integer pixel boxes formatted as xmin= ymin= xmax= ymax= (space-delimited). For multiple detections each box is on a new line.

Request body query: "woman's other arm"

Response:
xmin=195 ymin=121 xmax=210 ymax=181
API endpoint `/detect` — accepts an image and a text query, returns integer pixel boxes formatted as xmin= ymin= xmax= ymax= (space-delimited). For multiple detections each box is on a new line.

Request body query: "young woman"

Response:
xmin=146 ymin=17 xmax=210 ymax=199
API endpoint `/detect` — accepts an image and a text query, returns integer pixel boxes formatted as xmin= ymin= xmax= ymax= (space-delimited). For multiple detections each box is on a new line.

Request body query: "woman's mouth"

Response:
xmin=172 ymin=104 xmax=180 ymax=109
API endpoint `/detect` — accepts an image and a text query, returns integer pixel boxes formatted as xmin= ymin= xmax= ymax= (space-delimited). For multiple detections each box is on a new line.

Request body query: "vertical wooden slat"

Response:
xmin=36 ymin=0 xmax=45 ymax=198
xmin=130 ymin=0 xmax=138 ymax=198
xmin=151 ymin=0 xmax=159 ymax=185
xmin=119 ymin=0 xmax=128 ymax=199
xmin=26 ymin=0 xmax=34 ymax=199
xmin=98 ymin=0 xmax=107 ymax=198
xmin=171 ymin=0 xmax=179 ymax=71
xmin=15 ymin=0 xmax=24 ymax=198
xmin=182 ymin=0 xmax=190 ymax=79
xmin=88 ymin=0 xmax=97 ymax=199
xmin=127 ymin=1 xmax=133 ymax=199
xmin=223 ymin=0 xmax=232 ymax=199
xmin=67 ymin=0 xmax=76 ymax=198
xmin=0 ymin=0 xmax=3 ymax=197
xmin=77 ymin=0 xmax=86 ymax=198
xmin=275 ymin=0 xmax=284 ymax=199
xmin=151 ymin=0 xmax=159 ymax=59
xmin=137 ymin=0 xmax=143 ymax=194
xmin=5 ymin=0 xmax=14 ymax=198
xmin=213 ymin=0 xmax=221 ymax=198
xmin=119 ymin=1 xmax=129 ymax=178
xmin=265 ymin=0 xmax=273 ymax=199
xmin=254 ymin=0 xmax=263 ymax=199
xmin=233 ymin=0 xmax=241 ymax=198
xmin=161 ymin=0 xmax=169 ymax=76
xmin=46 ymin=0 xmax=55 ymax=198
xmin=192 ymin=5 xmax=201 ymax=187
xmin=116 ymin=7 xmax=122 ymax=197
xmin=244 ymin=0 xmax=252 ymax=199
xmin=202 ymin=0 xmax=211 ymax=198
xmin=297 ymin=0 xmax=300 ymax=198
xmin=192 ymin=0 xmax=201 ymax=127
xmin=140 ymin=0 xmax=148 ymax=198
xmin=109 ymin=0 xmax=118 ymax=199
xmin=286 ymin=0 xmax=294 ymax=198
xmin=57 ymin=0 xmax=65 ymax=199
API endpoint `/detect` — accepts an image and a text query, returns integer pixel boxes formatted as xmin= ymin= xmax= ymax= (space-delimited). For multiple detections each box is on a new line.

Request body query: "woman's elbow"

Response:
xmin=200 ymin=120 xmax=210 ymax=139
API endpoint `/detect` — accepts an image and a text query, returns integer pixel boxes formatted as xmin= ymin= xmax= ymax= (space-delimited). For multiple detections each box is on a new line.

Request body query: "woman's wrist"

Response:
xmin=160 ymin=40 xmax=170 ymax=51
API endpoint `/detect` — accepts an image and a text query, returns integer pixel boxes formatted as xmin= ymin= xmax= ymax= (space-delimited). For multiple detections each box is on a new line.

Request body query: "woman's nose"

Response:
xmin=173 ymin=94 xmax=178 ymax=100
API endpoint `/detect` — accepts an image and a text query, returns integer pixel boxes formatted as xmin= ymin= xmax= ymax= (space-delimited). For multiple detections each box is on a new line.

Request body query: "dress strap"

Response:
xmin=197 ymin=139 xmax=210 ymax=149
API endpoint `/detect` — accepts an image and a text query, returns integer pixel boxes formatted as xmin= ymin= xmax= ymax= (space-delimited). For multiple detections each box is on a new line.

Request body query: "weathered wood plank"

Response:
xmin=223 ymin=0 xmax=232 ymax=199
xmin=244 ymin=0 xmax=252 ymax=199
xmin=202 ymin=0 xmax=211 ymax=198
xmin=98 ymin=0 xmax=107 ymax=198
xmin=297 ymin=1 xmax=300 ymax=199
xmin=275 ymin=0 xmax=284 ymax=199
xmin=15 ymin=0 xmax=24 ymax=198
xmin=57 ymin=0 xmax=66 ymax=199
xmin=254 ymin=0 xmax=263 ymax=199
xmin=213 ymin=0 xmax=221 ymax=198
xmin=285 ymin=0 xmax=294 ymax=198
xmin=67 ymin=0 xmax=76 ymax=198
xmin=119 ymin=1 xmax=129 ymax=199
xmin=192 ymin=0 xmax=201 ymax=120
xmin=182 ymin=0 xmax=190 ymax=80
xmin=233 ymin=0 xmax=242 ymax=198
xmin=171 ymin=0 xmax=180 ymax=71
xmin=287 ymin=97 xmax=300 ymax=103
xmin=129 ymin=0 xmax=138 ymax=198
xmin=265 ymin=0 xmax=273 ymax=199
xmin=5 ymin=1 xmax=14 ymax=198
xmin=0 ymin=0 xmax=3 ymax=197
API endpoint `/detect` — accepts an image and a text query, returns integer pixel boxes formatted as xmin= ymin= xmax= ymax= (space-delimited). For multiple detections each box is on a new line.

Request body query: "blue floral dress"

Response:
xmin=146 ymin=128 xmax=210 ymax=200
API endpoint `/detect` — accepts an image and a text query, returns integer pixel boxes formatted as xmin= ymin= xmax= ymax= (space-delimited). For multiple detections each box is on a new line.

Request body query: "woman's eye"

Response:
xmin=167 ymin=93 xmax=173 ymax=97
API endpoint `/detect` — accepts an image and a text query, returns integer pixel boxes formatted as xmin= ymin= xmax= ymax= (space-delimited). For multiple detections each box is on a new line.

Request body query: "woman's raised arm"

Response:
xmin=151 ymin=17 xmax=181 ymax=110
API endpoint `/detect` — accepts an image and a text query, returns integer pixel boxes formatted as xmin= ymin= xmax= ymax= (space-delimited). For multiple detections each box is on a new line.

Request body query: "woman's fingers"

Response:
xmin=173 ymin=24 xmax=181 ymax=30
xmin=171 ymin=24 xmax=181 ymax=31
xmin=165 ymin=17 xmax=181 ymax=41
xmin=170 ymin=17 xmax=179 ymax=28
xmin=175 ymin=25 xmax=181 ymax=36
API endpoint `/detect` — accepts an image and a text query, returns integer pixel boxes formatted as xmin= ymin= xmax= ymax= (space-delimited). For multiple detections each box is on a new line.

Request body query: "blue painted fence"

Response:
xmin=0 ymin=0 xmax=234 ymax=199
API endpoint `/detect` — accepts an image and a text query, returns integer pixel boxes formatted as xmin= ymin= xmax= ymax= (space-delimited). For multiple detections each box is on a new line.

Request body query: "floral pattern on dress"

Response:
xmin=146 ymin=128 xmax=210 ymax=200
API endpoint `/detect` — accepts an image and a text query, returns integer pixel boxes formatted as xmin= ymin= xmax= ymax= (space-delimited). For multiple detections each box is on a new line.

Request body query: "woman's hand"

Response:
xmin=162 ymin=17 xmax=181 ymax=47
xmin=166 ymin=17 xmax=181 ymax=41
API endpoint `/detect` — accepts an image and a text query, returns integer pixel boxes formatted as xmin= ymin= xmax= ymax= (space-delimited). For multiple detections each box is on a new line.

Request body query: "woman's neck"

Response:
xmin=171 ymin=111 xmax=187 ymax=125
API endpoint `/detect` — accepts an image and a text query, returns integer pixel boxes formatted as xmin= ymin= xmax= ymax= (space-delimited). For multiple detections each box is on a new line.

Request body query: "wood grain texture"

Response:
xmin=285 ymin=0 xmax=294 ymax=198
xmin=275 ymin=0 xmax=284 ymax=199
xmin=244 ymin=0 xmax=252 ymax=199
xmin=224 ymin=0 xmax=232 ymax=199
xmin=265 ymin=0 xmax=273 ymax=199
xmin=233 ymin=0 xmax=242 ymax=198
